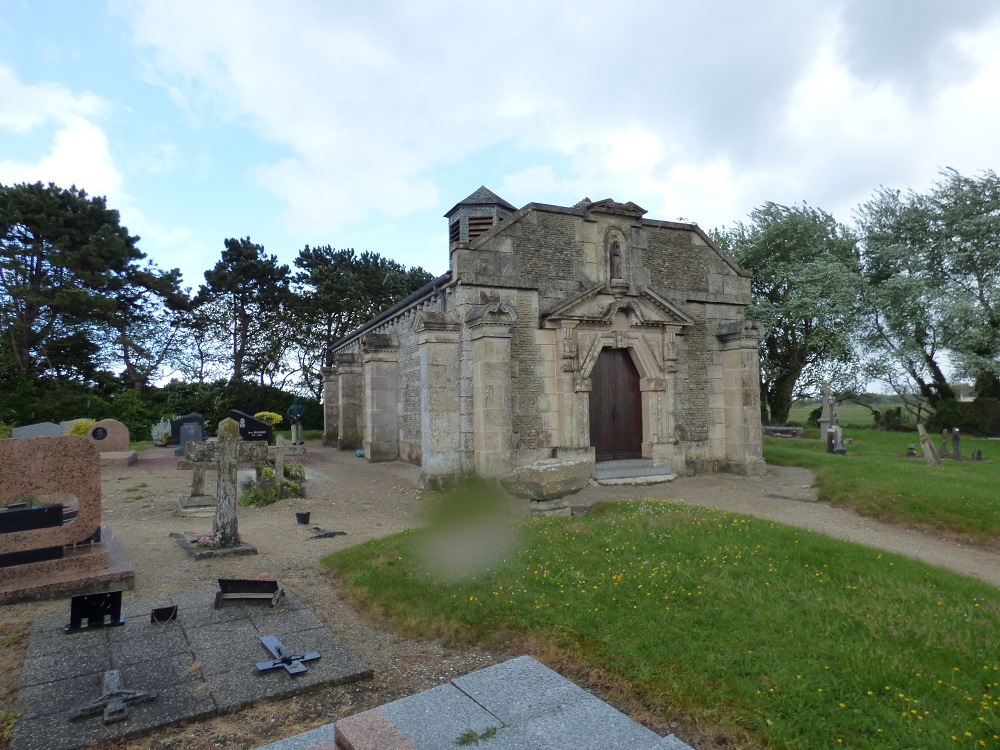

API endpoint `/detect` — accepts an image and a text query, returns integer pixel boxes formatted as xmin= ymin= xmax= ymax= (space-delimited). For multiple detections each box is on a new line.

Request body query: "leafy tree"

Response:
xmin=289 ymin=246 xmax=433 ymax=398
xmin=713 ymin=203 xmax=863 ymax=424
xmin=856 ymin=169 xmax=1000 ymax=405
xmin=0 ymin=182 xmax=181 ymax=383
xmin=197 ymin=238 xmax=291 ymax=385
xmin=0 ymin=182 xmax=185 ymax=395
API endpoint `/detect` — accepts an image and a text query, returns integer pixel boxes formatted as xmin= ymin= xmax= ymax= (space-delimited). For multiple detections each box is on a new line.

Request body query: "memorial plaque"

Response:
xmin=65 ymin=590 xmax=125 ymax=632
xmin=228 ymin=410 xmax=272 ymax=443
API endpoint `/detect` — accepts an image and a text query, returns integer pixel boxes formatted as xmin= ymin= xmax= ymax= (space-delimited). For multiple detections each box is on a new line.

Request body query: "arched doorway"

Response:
xmin=589 ymin=348 xmax=642 ymax=461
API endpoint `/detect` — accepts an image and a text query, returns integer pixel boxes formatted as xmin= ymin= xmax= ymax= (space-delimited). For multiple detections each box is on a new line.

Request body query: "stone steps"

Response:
xmin=592 ymin=459 xmax=675 ymax=486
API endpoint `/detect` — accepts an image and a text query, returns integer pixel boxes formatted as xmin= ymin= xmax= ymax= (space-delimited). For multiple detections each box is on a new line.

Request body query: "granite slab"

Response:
xmin=11 ymin=586 xmax=371 ymax=750
xmin=279 ymin=655 xmax=695 ymax=750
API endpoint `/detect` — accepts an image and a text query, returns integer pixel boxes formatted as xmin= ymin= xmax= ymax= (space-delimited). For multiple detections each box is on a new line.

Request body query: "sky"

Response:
xmin=2 ymin=0 xmax=999 ymax=292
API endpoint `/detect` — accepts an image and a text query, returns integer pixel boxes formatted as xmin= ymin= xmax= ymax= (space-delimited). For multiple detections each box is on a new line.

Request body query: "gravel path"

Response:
xmin=0 ymin=440 xmax=996 ymax=750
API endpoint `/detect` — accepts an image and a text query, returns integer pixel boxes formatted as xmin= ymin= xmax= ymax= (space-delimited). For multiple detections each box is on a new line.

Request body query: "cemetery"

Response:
xmin=0 ymin=416 xmax=997 ymax=749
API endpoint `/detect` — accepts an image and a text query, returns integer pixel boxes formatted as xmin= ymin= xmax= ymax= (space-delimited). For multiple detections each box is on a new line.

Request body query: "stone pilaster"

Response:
xmin=718 ymin=320 xmax=766 ymax=475
xmin=466 ymin=302 xmax=518 ymax=477
xmin=336 ymin=352 xmax=364 ymax=450
xmin=361 ymin=333 xmax=399 ymax=462
xmin=321 ymin=365 xmax=339 ymax=446
xmin=414 ymin=312 xmax=462 ymax=484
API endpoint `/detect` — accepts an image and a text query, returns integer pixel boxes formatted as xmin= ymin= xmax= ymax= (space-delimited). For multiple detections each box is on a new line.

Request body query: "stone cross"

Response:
xmin=818 ymin=381 xmax=832 ymax=439
xmin=917 ymin=424 xmax=942 ymax=467
xmin=185 ymin=418 xmax=267 ymax=548
xmin=270 ymin=436 xmax=305 ymax=483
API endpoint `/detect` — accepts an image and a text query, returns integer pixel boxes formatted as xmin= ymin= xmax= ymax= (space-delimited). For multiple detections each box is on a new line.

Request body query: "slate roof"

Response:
xmin=444 ymin=186 xmax=517 ymax=217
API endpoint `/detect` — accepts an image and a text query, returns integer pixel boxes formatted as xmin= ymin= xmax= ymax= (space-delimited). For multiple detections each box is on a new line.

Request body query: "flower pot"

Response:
xmin=295 ymin=511 xmax=311 ymax=525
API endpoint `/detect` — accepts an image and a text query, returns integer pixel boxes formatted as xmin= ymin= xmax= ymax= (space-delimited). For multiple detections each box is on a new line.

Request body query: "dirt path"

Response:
xmin=1 ymin=442 xmax=997 ymax=749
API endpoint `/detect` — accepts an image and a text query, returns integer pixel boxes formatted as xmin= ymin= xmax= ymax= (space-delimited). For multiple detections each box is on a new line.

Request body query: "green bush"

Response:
xmin=67 ymin=419 xmax=96 ymax=436
xmin=240 ymin=477 xmax=304 ymax=507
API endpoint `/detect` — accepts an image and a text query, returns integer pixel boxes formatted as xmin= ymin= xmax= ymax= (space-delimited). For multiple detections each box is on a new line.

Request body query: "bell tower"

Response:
xmin=445 ymin=186 xmax=516 ymax=244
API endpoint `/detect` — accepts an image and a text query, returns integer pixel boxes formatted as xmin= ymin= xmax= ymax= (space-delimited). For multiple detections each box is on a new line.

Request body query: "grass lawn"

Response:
xmin=325 ymin=499 xmax=1000 ymax=749
xmin=765 ymin=430 xmax=1000 ymax=541
xmin=785 ymin=401 xmax=924 ymax=430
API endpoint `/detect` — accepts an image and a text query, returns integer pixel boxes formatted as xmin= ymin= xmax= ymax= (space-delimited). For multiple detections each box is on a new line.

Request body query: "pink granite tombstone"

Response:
xmin=0 ymin=435 xmax=134 ymax=602
xmin=88 ymin=418 xmax=131 ymax=452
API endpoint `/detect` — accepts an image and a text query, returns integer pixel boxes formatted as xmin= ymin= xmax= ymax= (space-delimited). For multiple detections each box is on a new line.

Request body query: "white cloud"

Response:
xmin=113 ymin=0 xmax=1000 ymax=242
xmin=0 ymin=116 xmax=123 ymax=196
xmin=0 ymin=64 xmax=106 ymax=133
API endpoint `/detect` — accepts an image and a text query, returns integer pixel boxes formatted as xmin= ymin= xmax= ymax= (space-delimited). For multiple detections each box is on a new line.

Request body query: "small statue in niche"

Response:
xmin=610 ymin=240 xmax=623 ymax=280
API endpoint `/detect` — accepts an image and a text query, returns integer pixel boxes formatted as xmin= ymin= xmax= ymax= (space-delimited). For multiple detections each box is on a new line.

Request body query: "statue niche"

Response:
xmin=609 ymin=240 xmax=623 ymax=280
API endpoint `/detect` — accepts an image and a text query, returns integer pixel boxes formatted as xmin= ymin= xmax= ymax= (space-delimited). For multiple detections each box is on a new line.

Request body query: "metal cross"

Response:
xmin=70 ymin=669 xmax=156 ymax=724
xmin=255 ymin=635 xmax=320 ymax=675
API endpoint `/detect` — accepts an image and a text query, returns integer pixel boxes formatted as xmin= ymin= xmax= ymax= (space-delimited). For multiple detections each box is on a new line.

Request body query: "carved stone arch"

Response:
xmin=577 ymin=332 xmax=660 ymax=381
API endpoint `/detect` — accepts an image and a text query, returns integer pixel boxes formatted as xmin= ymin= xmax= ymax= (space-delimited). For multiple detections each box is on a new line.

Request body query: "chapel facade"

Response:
xmin=322 ymin=187 xmax=765 ymax=484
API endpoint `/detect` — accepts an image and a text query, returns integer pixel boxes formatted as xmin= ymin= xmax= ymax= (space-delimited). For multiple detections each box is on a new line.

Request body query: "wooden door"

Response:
xmin=589 ymin=348 xmax=643 ymax=461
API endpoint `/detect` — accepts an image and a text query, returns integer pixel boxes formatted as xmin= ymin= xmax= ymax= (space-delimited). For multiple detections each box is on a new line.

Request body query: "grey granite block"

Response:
xmin=12 ymin=585 xmax=370 ymax=750
xmin=21 ymin=637 xmax=111 ymax=686
xmin=492 ymin=692 xmax=671 ymax=750
xmin=25 ymin=620 xmax=108 ymax=659
xmin=253 ymin=722 xmax=336 ymax=750
xmin=380 ymin=683 xmax=501 ymax=749
xmin=119 ymin=652 xmax=203 ymax=692
xmin=64 ymin=676 xmax=217 ymax=739
xmin=248 ymin=604 xmax=325 ymax=635
xmin=451 ymin=654 xmax=590 ymax=725
xmin=110 ymin=624 xmax=191 ymax=667
xmin=16 ymin=671 xmax=105 ymax=720
xmin=190 ymin=625 xmax=265 ymax=677
xmin=9 ymin=711 xmax=109 ymax=750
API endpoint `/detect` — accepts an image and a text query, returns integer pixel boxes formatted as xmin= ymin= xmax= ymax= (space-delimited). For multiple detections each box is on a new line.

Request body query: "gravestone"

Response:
xmin=826 ymin=423 xmax=845 ymax=455
xmin=0 ymin=435 xmax=135 ymax=602
xmin=972 ymin=448 xmax=983 ymax=461
xmin=89 ymin=419 xmax=131 ymax=453
xmin=174 ymin=421 xmax=205 ymax=458
xmin=88 ymin=419 xmax=137 ymax=466
xmin=184 ymin=418 xmax=267 ymax=550
xmin=818 ymin=381 xmax=832 ymax=439
xmin=952 ymin=428 xmax=961 ymax=460
xmin=917 ymin=424 xmax=942 ymax=467
xmin=229 ymin=410 xmax=272 ymax=443
xmin=941 ymin=429 xmax=948 ymax=456
xmin=11 ymin=422 xmax=61 ymax=439
xmin=0 ymin=503 xmax=63 ymax=566
xmin=169 ymin=413 xmax=205 ymax=446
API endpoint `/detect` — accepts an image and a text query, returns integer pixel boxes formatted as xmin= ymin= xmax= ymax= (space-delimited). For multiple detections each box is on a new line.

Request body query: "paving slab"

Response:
xmin=326 ymin=655 xmax=695 ymax=750
xmin=254 ymin=722 xmax=337 ymax=750
xmin=10 ymin=585 xmax=371 ymax=750
xmin=450 ymin=653 xmax=590 ymax=724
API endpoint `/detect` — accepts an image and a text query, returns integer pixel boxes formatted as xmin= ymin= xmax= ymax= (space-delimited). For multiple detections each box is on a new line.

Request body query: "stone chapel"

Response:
xmin=322 ymin=187 xmax=765 ymax=485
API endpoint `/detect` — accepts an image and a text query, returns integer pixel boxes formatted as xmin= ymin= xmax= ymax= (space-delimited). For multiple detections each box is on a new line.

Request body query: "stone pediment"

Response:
xmin=542 ymin=286 xmax=694 ymax=329
xmin=581 ymin=198 xmax=648 ymax=219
